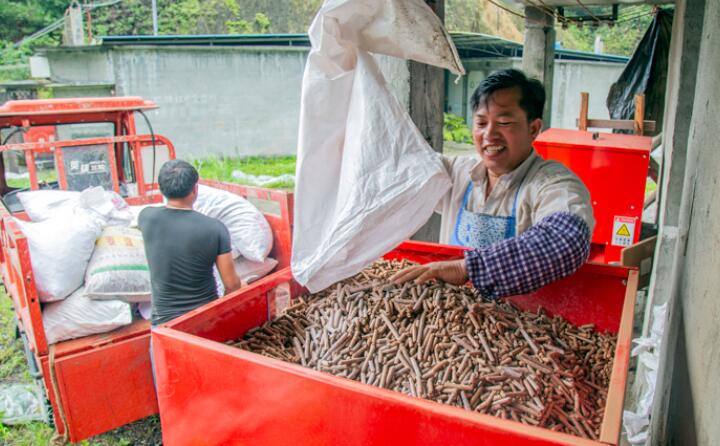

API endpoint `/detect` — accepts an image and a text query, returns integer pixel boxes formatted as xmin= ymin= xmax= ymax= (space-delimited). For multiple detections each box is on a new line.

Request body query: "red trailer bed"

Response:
xmin=0 ymin=181 xmax=293 ymax=442
xmin=154 ymin=241 xmax=637 ymax=446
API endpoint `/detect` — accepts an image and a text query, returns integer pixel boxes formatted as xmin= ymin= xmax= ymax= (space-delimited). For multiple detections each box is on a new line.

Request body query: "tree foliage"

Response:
xmin=0 ymin=0 xmax=657 ymax=81
xmin=90 ymin=0 xmax=273 ymax=36
xmin=557 ymin=6 xmax=656 ymax=56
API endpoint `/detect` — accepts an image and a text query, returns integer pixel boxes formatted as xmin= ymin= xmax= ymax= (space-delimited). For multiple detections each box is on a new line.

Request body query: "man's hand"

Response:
xmin=390 ymin=259 xmax=468 ymax=286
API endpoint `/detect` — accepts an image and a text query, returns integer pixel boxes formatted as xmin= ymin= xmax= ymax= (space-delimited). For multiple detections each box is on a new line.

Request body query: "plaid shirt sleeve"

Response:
xmin=464 ymin=212 xmax=591 ymax=299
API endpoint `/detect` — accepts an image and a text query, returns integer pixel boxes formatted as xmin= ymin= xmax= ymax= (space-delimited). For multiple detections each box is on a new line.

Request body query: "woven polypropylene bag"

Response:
xmin=85 ymin=226 xmax=151 ymax=303
xmin=194 ymin=184 xmax=272 ymax=262
xmin=42 ymin=286 xmax=132 ymax=344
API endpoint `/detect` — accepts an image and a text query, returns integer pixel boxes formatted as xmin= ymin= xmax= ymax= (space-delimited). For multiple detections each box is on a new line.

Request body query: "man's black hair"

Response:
xmin=158 ymin=159 xmax=199 ymax=199
xmin=470 ymin=69 xmax=545 ymax=121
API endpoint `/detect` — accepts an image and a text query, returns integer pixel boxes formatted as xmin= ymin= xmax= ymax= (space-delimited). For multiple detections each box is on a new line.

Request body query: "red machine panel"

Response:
xmin=534 ymin=129 xmax=651 ymax=263
xmin=155 ymin=241 xmax=637 ymax=446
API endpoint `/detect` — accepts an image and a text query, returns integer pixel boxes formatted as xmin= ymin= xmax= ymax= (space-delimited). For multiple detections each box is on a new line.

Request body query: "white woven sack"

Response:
xmin=85 ymin=226 xmax=151 ymax=303
xmin=235 ymin=257 xmax=278 ymax=283
xmin=213 ymin=257 xmax=279 ymax=296
xmin=42 ymin=286 xmax=132 ymax=344
xmin=193 ymin=184 xmax=272 ymax=262
xmin=291 ymin=0 xmax=463 ymax=292
xmin=16 ymin=208 xmax=104 ymax=302
xmin=17 ymin=187 xmax=132 ymax=226
xmin=17 ymin=190 xmax=79 ymax=221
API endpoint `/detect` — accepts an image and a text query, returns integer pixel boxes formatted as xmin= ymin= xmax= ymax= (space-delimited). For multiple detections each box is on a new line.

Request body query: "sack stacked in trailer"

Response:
xmin=42 ymin=286 xmax=132 ymax=345
xmin=193 ymin=184 xmax=273 ymax=262
xmin=17 ymin=188 xmax=136 ymax=343
xmin=84 ymin=226 xmax=151 ymax=303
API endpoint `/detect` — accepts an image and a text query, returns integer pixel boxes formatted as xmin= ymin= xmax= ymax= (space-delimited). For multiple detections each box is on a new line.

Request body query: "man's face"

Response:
xmin=472 ymin=87 xmax=542 ymax=177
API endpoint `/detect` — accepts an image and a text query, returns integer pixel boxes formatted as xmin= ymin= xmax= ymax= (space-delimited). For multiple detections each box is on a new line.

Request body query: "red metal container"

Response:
xmin=534 ymin=129 xmax=651 ymax=263
xmin=154 ymin=241 xmax=638 ymax=446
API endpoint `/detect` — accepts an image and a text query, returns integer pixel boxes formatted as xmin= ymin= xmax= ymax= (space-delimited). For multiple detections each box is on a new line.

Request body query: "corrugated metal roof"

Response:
xmin=100 ymin=32 xmax=628 ymax=63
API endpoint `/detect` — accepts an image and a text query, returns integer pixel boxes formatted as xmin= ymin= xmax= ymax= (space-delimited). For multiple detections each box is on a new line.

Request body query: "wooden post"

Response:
xmin=579 ymin=92 xmax=589 ymax=131
xmin=409 ymin=0 xmax=445 ymax=243
xmin=634 ymin=94 xmax=645 ymax=135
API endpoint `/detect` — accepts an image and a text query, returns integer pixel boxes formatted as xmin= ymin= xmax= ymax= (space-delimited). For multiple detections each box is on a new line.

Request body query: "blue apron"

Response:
xmin=450 ymin=180 xmax=523 ymax=249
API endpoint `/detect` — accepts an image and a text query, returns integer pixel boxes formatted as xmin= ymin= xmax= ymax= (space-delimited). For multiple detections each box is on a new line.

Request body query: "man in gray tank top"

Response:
xmin=139 ymin=160 xmax=243 ymax=326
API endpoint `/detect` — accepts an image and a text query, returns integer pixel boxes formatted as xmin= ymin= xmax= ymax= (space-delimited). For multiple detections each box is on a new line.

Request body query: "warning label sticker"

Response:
xmin=612 ymin=216 xmax=636 ymax=247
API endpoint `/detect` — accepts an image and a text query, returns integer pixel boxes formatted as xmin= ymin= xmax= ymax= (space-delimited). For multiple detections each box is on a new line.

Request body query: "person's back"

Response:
xmin=139 ymin=206 xmax=230 ymax=325
xmin=138 ymin=159 xmax=242 ymax=327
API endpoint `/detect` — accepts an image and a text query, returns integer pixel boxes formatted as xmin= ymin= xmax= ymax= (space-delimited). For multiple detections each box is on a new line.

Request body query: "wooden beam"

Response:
xmin=578 ymin=92 xmax=589 ymax=131
xmin=634 ymin=94 xmax=646 ymax=135
xmin=574 ymin=118 xmax=657 ymax=132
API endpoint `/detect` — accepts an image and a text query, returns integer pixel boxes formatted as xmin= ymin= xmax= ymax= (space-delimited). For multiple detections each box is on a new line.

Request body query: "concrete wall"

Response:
xmin=43 ymin=45 xmax=410 ymax=159
xmin=42 ymin=46 xmax=622 ymax=158
xmin=111 ymin=46 xmax=307 ymax=158
xmin=446 ymin=57 xmax=624 ymax=129
xmin=667 ymin=0 xmax=720 ymax=443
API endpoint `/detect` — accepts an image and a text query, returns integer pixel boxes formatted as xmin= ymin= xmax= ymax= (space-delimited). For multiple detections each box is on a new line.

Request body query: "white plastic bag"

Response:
xmin=16 ymin=208 xmax=104 ymax=302
xmin=213 ymin=257 xmax=279 ymax=296
xmin=42 ymin=286 xmax=132 ymax=344
xmin=291 ymin=0 xmax=464 ymax=292
xmin=0 ymin=383 xmax=47 ymax=425
xmin=235 ymin=257 xmax=278 ymax=283
xmin=193 ymin=184 xmax=272 ymax=262
xmin=17 ymin=189 xmax=79 ymax=221
xmin=17 ymin=187 xmax=132 ymax=226
xmin=79 ymin=186 xmax=133 ymax=227
xmin=85 ymin=226 xmax=151 ymax=303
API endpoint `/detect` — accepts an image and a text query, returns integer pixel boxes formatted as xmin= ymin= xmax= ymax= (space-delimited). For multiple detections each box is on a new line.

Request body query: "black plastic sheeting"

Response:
xmin=607 ymin=9 xmax=674 ymax=135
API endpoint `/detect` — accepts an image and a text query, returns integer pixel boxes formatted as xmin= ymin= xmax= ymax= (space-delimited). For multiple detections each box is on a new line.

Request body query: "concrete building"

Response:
xmin=31 ymin=33 xmax=626 ymax=159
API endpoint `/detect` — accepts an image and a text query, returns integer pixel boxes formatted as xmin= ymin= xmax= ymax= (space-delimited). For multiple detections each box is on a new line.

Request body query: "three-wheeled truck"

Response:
xmin=0 ymin=97 xmax=294 ymax=442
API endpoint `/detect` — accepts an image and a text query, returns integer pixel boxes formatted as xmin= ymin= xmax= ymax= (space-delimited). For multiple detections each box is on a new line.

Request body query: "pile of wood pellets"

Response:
xmin=228 ymin=259 xmax=617 ymax=439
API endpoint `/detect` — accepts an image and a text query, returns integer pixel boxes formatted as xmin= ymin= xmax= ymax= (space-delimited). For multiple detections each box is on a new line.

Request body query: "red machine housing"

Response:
xmin=0 ymin=98 xmax=295 ymax=442
xmin=534 ymin=129 xmax=652 ymax=263
xmin=154 ymin=241 xmax=638 ymax=446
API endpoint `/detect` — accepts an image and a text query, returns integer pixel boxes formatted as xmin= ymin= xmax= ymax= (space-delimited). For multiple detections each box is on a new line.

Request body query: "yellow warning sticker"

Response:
xmin=616 ymin=224 xmax=631 ymax=237
xmin=612 ymin=216 xmax=636 ymax=247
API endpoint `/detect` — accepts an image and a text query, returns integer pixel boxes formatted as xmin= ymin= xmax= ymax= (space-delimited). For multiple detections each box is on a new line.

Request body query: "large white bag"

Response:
xmin=16 ymin=208 xmax=104 ymax=302
xmin=17 ymin=187 xmax=132 ymax=226
xmin=85 ymin=226 xmax=151 ymax=303
xmin=17 ymin=190 xmax=79 ymax=221
xmin=42 ymin=286 xmax=132 ymax=344
xmin=213 ymin=257 xmax=279 ymax=297
xmin=193 ymin=184 xmax=272 ymax=262
xmin=291 ymin=0 xmax=464 ymax=292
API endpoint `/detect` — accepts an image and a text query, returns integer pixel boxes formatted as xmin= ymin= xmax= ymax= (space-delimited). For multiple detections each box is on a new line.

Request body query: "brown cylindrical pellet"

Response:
xmin=231 ymin=259 xmax=617 ymax=440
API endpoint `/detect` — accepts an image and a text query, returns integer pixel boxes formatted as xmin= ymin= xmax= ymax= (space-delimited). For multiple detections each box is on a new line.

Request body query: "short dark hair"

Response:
xmin=158 ymin=159 xmax=198 ymax=199
xmin=470 ymin=69 xmax=545 ymax=121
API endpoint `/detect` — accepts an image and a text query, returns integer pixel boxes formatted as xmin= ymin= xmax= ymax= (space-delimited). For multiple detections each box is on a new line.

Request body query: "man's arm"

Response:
xmin=391 ymin=212 xmax=590 ymax=299
xmin=464 ymin=212 xmax=590 ymax=298
xmin=216 ymin=252 xmax=243 ymax=295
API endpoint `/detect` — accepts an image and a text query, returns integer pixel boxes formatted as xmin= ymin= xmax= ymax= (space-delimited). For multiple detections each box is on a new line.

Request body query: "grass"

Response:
xmin=0 ymin=292 xmax=162 ymax=445
xmin=0 ymin=293 xmax=55 ymax=445
xmin=192 ymin=155 xmax=296 ymax=189
xmin=5 ymin=169 xmax=57 ymax=190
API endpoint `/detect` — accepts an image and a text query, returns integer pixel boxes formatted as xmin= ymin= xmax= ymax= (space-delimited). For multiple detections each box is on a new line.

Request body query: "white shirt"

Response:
xmin=436 ymin=150 xmax=595 ymax=244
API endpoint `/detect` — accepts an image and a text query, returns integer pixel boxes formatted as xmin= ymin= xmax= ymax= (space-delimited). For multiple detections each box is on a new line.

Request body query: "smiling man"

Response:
xmin=392 ymin=69 xmax=595 ymax=298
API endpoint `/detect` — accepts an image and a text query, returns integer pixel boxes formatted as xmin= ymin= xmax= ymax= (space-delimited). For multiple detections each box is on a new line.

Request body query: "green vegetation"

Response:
xmin=443 ymin=113 xmax=473 ymax=145
xmin=1 ymin=290 xmax=161 ymax=445
xmin=5 ymin=168 xmax=57 ymax=190
xmin=557 ymin=7 xmax=656 ymax=57
xmin=0 ymin=0 xmax=657 ymax=81
xmin=193 ymin=155 xmax=296 ymax=189
xmin=0 ymin=292 xmax=55 ymax=444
